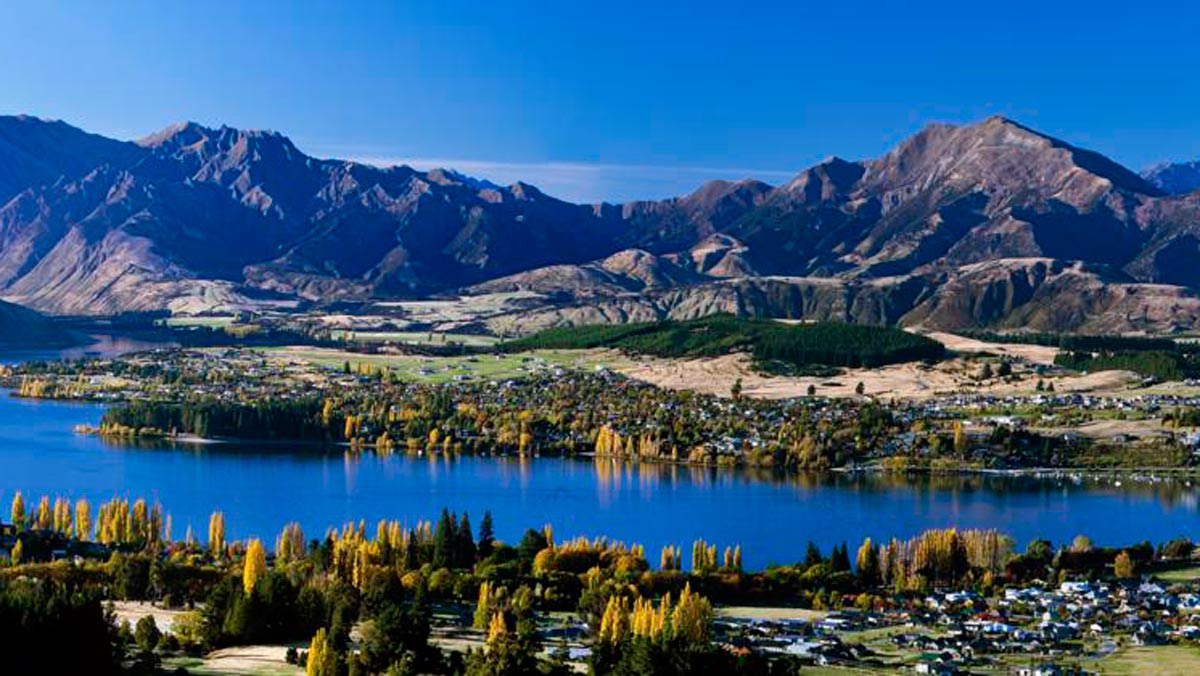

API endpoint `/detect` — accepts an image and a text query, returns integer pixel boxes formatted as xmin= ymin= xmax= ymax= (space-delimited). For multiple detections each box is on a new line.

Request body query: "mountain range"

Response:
xmin=3 ymin=114 xmax=1200 ymax=333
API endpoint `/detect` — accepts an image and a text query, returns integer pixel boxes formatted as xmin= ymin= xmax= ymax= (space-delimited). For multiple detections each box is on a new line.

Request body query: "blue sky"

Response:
xmin=1 ymin=1 xmax=1197 ymax=202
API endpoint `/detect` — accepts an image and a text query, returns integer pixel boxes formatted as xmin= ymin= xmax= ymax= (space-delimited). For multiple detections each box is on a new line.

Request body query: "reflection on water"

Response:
xmin=592 ymin=455 xmax=1200 ymax=510
xmin=1 ymin=390 xmax=1200 ymax=569
xmin=0 ymin=334 xmax=177 ymax=364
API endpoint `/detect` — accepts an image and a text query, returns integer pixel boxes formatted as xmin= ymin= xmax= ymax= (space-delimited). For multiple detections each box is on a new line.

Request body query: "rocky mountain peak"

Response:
xmin=687 ymin=178 xmax=774 ymax=205
xmin=137 ymin=121 xmax=212 ymax=149
xmin=3 ymin=112 xmax=1200 ymax=334
xmin=1143 ymin=160 xmax=1200 ymax=196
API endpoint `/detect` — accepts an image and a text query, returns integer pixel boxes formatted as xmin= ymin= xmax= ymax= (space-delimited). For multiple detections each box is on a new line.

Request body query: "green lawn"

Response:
xmin=1091 ymin=645 xmax=1200 ymax=674
xmin=1153 ymin=564 xmax=1200 ymax=583
xmin=162 ymin=656 xmax=300 ymax=676
xmin=332 ymin=330 xmax=499 ymax=347
xmin=163 ymin=316 xmax=239 ymax=328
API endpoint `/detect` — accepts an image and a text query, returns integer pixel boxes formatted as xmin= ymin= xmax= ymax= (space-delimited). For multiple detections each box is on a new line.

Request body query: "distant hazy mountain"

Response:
xmin=1143 ymin=161 xmax=1200 ymax=196
xmin=3 ymin=114 xmax=1200 ymax=332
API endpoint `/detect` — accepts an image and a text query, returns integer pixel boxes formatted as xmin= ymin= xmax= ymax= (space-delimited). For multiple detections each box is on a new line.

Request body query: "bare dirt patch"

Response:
xmin=111 ymin=601 xmax=191 ymax=633
xmin=614 ymin=352 xmax=1143 ymax=401
xmin=1034 ymin=418 xmax=1175 ymax=441
xmin=717 ymin=606 xmax=828 ymax=621
xmin=925 ymin=331 xmax=1060 ymax=365
xmin=194 ymin=645 xmax=301 ymax=675
xmin=615 ymin=353 xmax=977 ymax=400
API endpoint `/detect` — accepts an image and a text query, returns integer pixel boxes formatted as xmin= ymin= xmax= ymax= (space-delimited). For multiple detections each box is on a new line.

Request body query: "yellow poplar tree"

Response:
xmin=276 ymin=522 xmax=305 ymax=565
xmin=1114 ymin=551 xmax=1135 ymax=579
xmin=35 ymin=496 xmax=52 ymax=530
xmin=74 ymin=498 xmax=92 ymax=540
xmin=487 ymin=611 xmax=508 ymax=644
xmin=243 ymin=539 xmax=267 ymax=595
xmin=306 ymin=627 xmax=337 ymax=676
xmin=209 ymin=511 xmax=226 ymax=558
xmin=10 ymin=492 xmax=25 ymax=528
xmin=53 ymin=497 xmax=72 ymax=535
xmin=473 ymin=581 xmax=494 ymax=629
xmin=671 ymin=583 xmax=713 ymax=644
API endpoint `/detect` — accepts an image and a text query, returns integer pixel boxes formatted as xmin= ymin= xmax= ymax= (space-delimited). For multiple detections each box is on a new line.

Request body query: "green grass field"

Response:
xmin=256 ymin=347 xmax=627 ymax=384
xmin=162 ymin=655 xmax=300 ymax=676
xmin=1153 ymin=564 xmax=1200 ymax=583
xmin=332 ymin=330 xmax=499 ymax=347
xmin=1091 ymin=645 xmax=1200 ymax=674
xmin=163 ymin=316 xmax=239 ymax=328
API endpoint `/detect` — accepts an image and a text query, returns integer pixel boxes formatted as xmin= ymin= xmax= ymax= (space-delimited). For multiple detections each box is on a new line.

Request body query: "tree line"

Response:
xmin=1 ymin=491 xmax=1187 ymax=675
xmin=503 ymin=315 xmax=946 ymax=369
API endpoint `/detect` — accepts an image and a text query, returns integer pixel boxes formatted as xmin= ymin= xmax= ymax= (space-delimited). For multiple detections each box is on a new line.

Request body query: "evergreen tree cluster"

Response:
xmin=504 ymin=315 xmax=945 ymax=369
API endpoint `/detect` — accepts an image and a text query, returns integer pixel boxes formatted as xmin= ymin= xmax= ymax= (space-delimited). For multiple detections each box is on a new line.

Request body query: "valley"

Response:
xmin=9 ymin=4 xmax=1200 ymax=674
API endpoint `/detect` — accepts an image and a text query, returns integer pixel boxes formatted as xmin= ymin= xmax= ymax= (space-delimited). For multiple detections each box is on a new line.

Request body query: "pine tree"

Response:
xmin=804 ymin=541 xmax=823 ymax=568
xmin=477 ymin=511 xmax=495 ymax=559
xmin=831 ymin=542 xmax=851 ymax=572
xmin=432 ymin=509 xmax=456 ymax=569
xmin=455 ymin=512 xmax=476 ymax=568
xmin=856 ymin=538 xmax=880 ymax=585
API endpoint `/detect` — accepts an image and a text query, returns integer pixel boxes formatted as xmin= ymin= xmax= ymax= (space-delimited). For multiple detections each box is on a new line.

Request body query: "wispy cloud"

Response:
xmin=345 ymin=155 xmax=798 ymax=203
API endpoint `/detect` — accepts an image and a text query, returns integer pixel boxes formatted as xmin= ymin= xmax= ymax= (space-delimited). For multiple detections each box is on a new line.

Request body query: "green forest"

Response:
xmin=961 ymin=330 xmax=1183 ymax=353
xmin=503 ymin=316 xmax=945 ymax=369
xmin=1054 ymin=349 xmax=1200 ymax=380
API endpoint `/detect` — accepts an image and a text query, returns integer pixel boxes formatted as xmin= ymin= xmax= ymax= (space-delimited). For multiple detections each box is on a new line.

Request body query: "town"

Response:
xmin=5 ymin=342 xmax=1200 ymax=476
xmin=4 ymin=488 xmax=1200 ymax=674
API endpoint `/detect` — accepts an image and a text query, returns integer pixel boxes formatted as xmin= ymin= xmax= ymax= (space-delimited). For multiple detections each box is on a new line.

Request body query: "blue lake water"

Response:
xmin=1 ymin=390 xmax=1198 ymax=569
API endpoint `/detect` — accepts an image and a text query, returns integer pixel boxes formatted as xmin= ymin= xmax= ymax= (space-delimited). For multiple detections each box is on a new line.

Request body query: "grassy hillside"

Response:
xmin=502 ymin=315 xmax=945 ymax=369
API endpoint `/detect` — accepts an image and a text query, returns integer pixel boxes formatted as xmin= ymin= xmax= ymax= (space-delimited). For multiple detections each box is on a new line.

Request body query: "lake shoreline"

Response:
xmin=69 ymin=419 xmax=1200 ymax=484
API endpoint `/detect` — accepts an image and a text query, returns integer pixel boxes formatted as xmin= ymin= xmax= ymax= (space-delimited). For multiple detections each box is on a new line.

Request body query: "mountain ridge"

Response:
xmin=2 ymin=114 xmax=1200 ymax=333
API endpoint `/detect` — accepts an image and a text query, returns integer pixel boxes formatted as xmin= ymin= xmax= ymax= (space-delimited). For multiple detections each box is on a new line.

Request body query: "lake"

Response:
xmin=1 ymin=390 xmax=1198 ymax=568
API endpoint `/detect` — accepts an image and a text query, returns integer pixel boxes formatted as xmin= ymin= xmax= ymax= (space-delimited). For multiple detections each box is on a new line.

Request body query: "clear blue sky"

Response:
xmin=1 ymin=1 xmax=1197 ymax=202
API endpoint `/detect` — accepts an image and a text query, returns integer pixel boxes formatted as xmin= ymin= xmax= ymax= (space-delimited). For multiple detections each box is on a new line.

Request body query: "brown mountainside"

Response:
xmin=2 ymin=114 xmax=1200 ymax=332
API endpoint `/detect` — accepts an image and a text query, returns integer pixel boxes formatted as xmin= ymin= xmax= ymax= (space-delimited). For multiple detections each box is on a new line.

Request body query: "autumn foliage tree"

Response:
xmin=243 ymin=539 xmax=267 ymax=594
xmin=209 ymin=511 xmax=226 ymax=559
